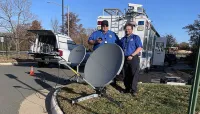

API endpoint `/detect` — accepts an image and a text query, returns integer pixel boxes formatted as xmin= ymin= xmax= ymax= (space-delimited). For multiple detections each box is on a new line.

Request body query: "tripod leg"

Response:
xmin=68 ymin=74 xmax=77 ymax=81
xmin=68 ymin=74 xmax=81 ymax=82
xmin=103 ymin=94 xmax=123 ymax=108
xmin=76 ymin=65 xmax=80 ymax=82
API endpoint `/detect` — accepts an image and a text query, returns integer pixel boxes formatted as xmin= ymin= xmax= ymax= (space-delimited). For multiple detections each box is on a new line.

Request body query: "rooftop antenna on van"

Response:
xmin=71 ymin=44 xmax=124 ymax=107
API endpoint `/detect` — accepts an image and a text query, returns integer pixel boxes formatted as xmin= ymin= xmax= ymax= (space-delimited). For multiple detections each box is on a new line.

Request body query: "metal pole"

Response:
xmin=2 ymin=42 xmax=3 ymax=56
xmin=6 ymin=37 xmax=8 ymax=60
xmin=68 ymin=6 xmax=69 ymax=37
xmin=62 ymin=0 xmax=64 ymax=34
xmin=188 ymin=35 xmax=200 ymax=114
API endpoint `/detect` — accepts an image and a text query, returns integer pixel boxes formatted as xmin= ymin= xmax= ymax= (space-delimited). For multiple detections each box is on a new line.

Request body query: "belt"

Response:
xmin=125 ymin=55 xmax=138 ymax=58
xmin=125 ymin=55 xmax=138 ymax=60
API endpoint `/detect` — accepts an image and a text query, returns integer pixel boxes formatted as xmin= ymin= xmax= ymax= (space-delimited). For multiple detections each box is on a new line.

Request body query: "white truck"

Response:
xmin=28 ymin=30 xmax=89 ymax=67
xmin=97 ymin=3 xmax=166 ymax=72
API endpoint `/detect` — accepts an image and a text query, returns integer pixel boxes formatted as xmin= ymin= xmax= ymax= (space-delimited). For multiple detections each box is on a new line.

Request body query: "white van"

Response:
xmin=28 ymin=30 xmax=89 ymax=67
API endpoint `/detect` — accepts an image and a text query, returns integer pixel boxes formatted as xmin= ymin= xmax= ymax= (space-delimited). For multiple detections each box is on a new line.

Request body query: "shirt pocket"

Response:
xmin=128 ymin=39 xmax=136 ymax=50
xmin=129 ymin=39 xmax=135 ymax=46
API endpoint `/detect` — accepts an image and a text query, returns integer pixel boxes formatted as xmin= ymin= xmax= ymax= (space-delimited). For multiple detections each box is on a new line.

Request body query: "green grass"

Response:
xmin=57 ymin=82 xmax=200 ymax=114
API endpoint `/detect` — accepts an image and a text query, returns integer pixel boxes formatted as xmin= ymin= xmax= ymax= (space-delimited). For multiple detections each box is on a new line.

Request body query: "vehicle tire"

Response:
xmin=44 ymin=61 xmax=50 ymax=67
xmin=38 ymin=62 xmax=45 ymax=68
xmin=164 ymin=61 xmax=169 ymax=67
xmin=144 ymin=68 xmax=149 ymax=73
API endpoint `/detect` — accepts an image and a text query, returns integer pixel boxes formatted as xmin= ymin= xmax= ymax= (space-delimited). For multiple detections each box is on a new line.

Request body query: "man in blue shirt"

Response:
xmin=88 ymin=20 xmax=120 ymax=87
xmin=88 ymin=20 xmax=119 ymax=51
xmin=120 ymin=23 xmax=143 ymax=96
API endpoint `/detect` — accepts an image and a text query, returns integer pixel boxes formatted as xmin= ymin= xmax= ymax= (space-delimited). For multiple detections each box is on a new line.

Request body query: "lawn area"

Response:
xmin=57 ymin=82 xmax=200 ymax=114
xmin=0 ymin=55 xmax=33 ymax=63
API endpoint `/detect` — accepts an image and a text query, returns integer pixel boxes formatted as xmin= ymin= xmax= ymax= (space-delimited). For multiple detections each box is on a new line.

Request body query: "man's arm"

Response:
xmin=131 ymin=35 xmax=143 ymax=56
xmin=131 ymin=47 xmax=142 ymax=56
xmin=88 ymin=32 xmax=96 ymax=45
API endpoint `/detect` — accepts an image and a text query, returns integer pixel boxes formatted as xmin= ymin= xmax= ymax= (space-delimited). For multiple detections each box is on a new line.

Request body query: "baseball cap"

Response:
xmin=101 ymin=20 xmax=109 ymax=26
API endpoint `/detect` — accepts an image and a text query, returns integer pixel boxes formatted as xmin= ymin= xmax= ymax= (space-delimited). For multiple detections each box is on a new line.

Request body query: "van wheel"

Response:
xmin=38 ymin=62 xmax=45 ymax=68
xmin=164 ymin=61 xmax=169 ymax=67
xmin=144 ymin=68 xmax=149 ymax=73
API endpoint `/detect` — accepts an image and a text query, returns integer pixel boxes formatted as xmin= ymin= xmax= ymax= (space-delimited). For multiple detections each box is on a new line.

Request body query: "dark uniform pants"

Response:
xmin=124 ymin=55 xmax=140 ymax=92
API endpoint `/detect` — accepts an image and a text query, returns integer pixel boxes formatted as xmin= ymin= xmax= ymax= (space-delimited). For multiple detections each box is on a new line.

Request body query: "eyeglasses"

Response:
xmin=125 ymin=29 xmax=132 ymax=31
xmin=101 ymin=25 xmax=108 ymax=27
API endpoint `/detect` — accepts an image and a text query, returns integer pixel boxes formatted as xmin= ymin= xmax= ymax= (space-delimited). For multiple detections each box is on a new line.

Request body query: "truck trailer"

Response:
xmin=97 ymin=3 xmax=166 ymax=72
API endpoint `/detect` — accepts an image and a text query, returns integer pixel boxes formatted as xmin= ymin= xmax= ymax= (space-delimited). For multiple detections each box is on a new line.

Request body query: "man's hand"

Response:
xmin=88 ymin=38 xmax=103 ymax=45
xmin=127 ymin=56 xmax=133 ymax=60
xmin=96 ymin=38 xmax=103 ymax=44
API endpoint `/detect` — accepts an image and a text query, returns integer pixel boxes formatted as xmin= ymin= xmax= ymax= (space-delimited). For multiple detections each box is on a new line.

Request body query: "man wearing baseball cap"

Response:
xmin=88 ymin=20 xmax=120 ymax=51
xmin=88 ymin=20 xmax=120 ymax=86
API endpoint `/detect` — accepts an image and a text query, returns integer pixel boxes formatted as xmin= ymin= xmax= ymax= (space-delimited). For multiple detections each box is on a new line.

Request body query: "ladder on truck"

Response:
xmin=103 ymin=9 xmax=124 ymax=35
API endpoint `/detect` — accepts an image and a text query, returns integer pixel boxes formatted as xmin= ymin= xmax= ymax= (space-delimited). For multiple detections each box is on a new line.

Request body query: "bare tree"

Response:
xmin=51 ymin=18 xmax=59 ymax=33
xmin=0 ymin=0 xmax=35 ymax=52
xmin=64 ymin=12 xmax=80 ymax=38
xmin=179 ymin=42 xmax=190 ymax=50
xmin=85 ymin=28 xmax=95 ymax=36
xmin=22 ymin=20 xmax=42 ymax=51
xmin=164 ymin=34 xmax=177 ymax=47
xmin=183 ymin=15 xmax=200 ymax=50
xmin=183 ymin=15 xmax=200 ymax=67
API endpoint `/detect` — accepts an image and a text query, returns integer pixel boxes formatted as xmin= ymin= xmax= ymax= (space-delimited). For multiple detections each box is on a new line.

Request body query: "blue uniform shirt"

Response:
xmin=88 ymin=30 xmax=119 ymax=50
xmin=120 ymin=34 xmax=143 ymax=56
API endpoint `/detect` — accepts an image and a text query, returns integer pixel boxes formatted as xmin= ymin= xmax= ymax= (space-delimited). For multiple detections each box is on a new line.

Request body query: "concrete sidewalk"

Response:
xmin=18 ymin=89 xmax=49 ymax=114
xmin=0 ymin=62 xmax=36 ymax=66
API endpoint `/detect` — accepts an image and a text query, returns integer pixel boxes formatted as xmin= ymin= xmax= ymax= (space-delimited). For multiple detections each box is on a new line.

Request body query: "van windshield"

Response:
xmin=67 ymin=40 xmax=77 ymax=50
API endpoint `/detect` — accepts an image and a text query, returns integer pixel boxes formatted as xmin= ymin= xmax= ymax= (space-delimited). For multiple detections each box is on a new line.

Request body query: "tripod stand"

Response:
xmin=67 ymin=64 xmax=82 ymax=82
xmin=71 ymin=86 xmax=123 ymax=108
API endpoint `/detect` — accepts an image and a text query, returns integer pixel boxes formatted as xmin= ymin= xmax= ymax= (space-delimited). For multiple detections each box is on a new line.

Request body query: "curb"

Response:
xmin=0 ymin=62 xmax=36 ymax=65
xmin=0 ymin=63 xmax=13 ymax=65
xmin=51 ymin=87 xmax=64 ymax=114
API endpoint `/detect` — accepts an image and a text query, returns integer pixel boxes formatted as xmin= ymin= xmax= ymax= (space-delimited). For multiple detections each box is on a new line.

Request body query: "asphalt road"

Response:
xmin=0 ymin=64 xmax=75 ymax=114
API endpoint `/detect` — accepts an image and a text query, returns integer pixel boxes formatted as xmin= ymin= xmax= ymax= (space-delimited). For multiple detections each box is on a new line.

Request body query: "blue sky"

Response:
xmin=30 ymin=0 xmax=199 ymax=43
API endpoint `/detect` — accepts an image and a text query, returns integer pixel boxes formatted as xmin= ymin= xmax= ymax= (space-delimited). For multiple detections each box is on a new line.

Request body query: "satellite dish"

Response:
xmin=71 ymin=44 xmax=124 ymax=107
xmin=68 ymin=45 xmax=86 ymax=66
xmin=83 ymin=44 xmax=124 ymax=88
xmin=59 ymin=45 xmax=86 ymax=81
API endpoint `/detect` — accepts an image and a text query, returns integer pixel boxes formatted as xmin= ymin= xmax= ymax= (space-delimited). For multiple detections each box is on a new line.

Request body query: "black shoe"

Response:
xmin=130 ymin=90 xmax=138 ymax=97
xmin=131 ymin=92 xmax=138 ymax=97
xmin=120 ymin=88 xmax=131 ymax=93
xmin=110 ymin=82 xmax=117 ymax=87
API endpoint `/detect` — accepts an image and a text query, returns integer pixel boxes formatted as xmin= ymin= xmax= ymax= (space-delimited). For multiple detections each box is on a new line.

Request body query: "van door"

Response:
xmin=152 ymin=37 xmax=167 ymax=66
xmin=28 ymin=30 xmax=57 ymax=54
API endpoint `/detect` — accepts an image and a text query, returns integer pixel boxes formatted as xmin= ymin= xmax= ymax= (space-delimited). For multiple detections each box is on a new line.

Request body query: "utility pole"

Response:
xmin=68 ymin=6 xmax=70 ymax=37
xmin=47 ymin=0 xmax=69 ymax=35
xmin=62 ymin=0 xmax=64 ymax=34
